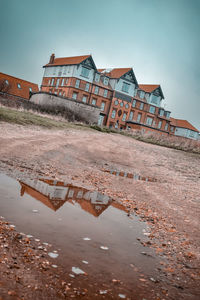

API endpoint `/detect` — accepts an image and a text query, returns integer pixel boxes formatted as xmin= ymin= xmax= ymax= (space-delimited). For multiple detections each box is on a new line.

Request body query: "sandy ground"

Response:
xmin=0 ymin=122 xmax=200 ymax=299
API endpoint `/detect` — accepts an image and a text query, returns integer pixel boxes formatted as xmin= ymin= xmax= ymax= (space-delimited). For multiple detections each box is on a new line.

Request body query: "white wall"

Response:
xmin=73 ymin=64 xmax=95 ymax=83
xmin=114 ymin=78 xmax=135 ymax=97
xmin=174 ymin=127 xmax=199 ymax=140
xmin=43 ymin=65 xmax=75 ymax=78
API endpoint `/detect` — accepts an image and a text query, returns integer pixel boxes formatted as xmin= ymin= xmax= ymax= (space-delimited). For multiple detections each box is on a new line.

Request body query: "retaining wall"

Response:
xmin=30 ymin=92 xmax=101 ymax=124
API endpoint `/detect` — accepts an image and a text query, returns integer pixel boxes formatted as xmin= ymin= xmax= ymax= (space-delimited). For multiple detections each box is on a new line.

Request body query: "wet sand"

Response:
xmin=0 ymin=122 xmax=200 ymax=299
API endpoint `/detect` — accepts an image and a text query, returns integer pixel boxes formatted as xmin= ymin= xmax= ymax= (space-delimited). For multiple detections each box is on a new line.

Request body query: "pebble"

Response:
xmin=48 ymin=252 xmax=59 ymax=258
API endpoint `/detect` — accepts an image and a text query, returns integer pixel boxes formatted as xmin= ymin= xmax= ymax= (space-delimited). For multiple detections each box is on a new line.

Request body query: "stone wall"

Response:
xmin=30 ymin=92 xmax=101 ymax=124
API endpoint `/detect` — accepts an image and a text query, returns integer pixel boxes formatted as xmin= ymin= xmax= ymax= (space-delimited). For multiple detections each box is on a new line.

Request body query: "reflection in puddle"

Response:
xmin=19 ymin=178 xmax=126 ymax=216
xmin=103 ymin=169 xmax=157 ymax=182
xmin=0 ymin=173 xmax=159 ymax=299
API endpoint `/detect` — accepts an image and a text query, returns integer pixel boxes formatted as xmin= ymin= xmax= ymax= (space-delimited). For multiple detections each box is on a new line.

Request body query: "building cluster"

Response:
xmin=0 ymin=54 xmax=199 ymax=140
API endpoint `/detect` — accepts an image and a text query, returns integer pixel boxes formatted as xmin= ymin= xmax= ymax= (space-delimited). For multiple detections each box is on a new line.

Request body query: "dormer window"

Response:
xmin=81 ymin=66 xmax=90 ymax=78
xmin=17 ymin=83 xmax=21 ymax=89
xmin=122 ymin=82 xmax=130 ymax=93
xmin=139 ymin=91 xmax=145 ymax=99
xmin=151 ymin=94 xmax=161 ymax=105
xmin=95 ymin=73 xmax=100 ymax=82
xmin=104 ymin=77 xmax=109 ymax=85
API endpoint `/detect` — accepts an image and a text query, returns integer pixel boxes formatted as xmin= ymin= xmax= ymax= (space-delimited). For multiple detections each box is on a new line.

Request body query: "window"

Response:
xmin=145 ymin=93 xmax=150 ymax=101
xmin=94 ymin=86 xmax=99 ymax=95
xmin=104 ymin=89 xmax=108 ymax=97
xmin=5 ymin=80 xmax=9 ymax=85
xmin=29 ymin=87 xmax=32 ymax=92
xmin=81 ymin=66 xmax=90 ymax=78
xmin=63 ymin=92 xmax=65 ymax=97
xmin=170 ymin=126 xmax=174 ymax=132
xmin=149 ymin=106 xmax=156 ymax=114
xmin=91 ymin=98 xmax=96 ymax=105
xmin=139 ymin=91 xmax=145 ymax=99
xmin=132 ymin=100 xmax=136 ymax=107
xmin=122 ymin=82 xmax=130 ymax=93
xmin=114 ymin=100 xmax=118 ymax=105
xmin=111 ymin=110 xmax=116 ymax=118
xmin=137 ymin=113 xmax=142 ymax=123
xmin=63 ymin=66 xmax=67 ymax=75
xmin=65 ymin=78 xmax=68 ymax=84
xmin=85 ymin=83 xmax=90 ymax=92
xmin=165 ymin=111 xmax=170 ymax=118
xmin=140 ymin=102 xmax=144 ymax=110
xmin=51 ymin=78 xmax=55 ymax=86
xmin=104 ymin=77 xmax=109 ymax=85
xmin=120 ymin=102 xmax=124 ymax=107
xmin=61 ymin=78 xmax=65 ymax=86
xmin=151 ymin=94 xmax=160 ymax=105
xmin=75 ymin=79 xmax=80 ymax=88
xmin=146 ymin=117 xmax=153 ymax=126
xmin=101 ymin=102 xmax=105 ymax=111
xmin=98 ymin=115 xmax=104 ymax=126
xmin=59 ymin=91 xmax=62 ymax=96
xmin=129 ymin=111 xmax=134 ymax=120
xmin=56 ymin=78 xmax=60 ymax=88
xmin=48 ymin=79 xmax=51 ymax=85
xmin=189 ymin=131 xmax=195 ymax=137
xmin=17 ymin=83 xmax=21 ymax=89
xmin=122 ymin=113 xmax=127 ymax=121
xmin=158 ymin=121 xmax=162 ymax=129
xmin=82 ymin=96 xmax=87 ymax=103
xmin=159 ymin=109 xmax=164 ymax=116
xmin=72 ymin=92 xmax=78 ymax=100
xmin=125 ymin=103 xmax=129 ymax=109
xmin=165 ymin=123 xmax=169 ymax=131
xmin=95 ymin=73 xmax=100 ymax=82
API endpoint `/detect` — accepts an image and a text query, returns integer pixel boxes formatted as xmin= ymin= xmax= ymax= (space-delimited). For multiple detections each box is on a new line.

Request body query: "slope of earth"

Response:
xmin=0 ymin=121 xmax=200 ymax=300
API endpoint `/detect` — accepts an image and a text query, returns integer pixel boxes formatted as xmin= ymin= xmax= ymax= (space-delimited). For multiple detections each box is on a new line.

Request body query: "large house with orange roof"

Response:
xmin=41 ymin=53 xmax=172 ymax=134
xmin=0 ymin=72 xmax=39 ymax=100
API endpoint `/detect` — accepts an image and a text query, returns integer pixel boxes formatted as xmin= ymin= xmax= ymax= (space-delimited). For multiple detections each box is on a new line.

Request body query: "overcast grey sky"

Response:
xmin=0 ymin=0 xmax=199 ymax=130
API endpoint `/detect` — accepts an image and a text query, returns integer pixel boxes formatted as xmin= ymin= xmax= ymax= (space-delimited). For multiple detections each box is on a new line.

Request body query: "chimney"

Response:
xmin=49 ymin=53 xmax=55 ymax=64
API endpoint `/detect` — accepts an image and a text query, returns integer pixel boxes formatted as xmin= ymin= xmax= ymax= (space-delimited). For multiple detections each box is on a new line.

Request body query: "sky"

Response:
xmin=0 ymin=0 xmax=199 ymax=130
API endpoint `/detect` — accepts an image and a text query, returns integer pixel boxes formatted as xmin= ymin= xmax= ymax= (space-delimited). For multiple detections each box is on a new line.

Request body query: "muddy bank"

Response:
xmin=0 ymin=122 xmax=200 ymax=299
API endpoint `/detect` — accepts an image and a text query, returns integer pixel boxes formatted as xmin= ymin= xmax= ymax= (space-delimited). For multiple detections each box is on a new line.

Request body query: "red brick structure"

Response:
xmin=0 ymin=72 xmax=39 ymax=100
xmin=40 ymin=54 xmax=199 ymax=138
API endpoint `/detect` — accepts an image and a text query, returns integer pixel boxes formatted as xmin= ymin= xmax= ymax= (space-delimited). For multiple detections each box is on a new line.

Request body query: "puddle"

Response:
xmin=103 ymin=169 xmax=157 ymax=182
xmin=0 ymin=173 xmax=160 ymax=298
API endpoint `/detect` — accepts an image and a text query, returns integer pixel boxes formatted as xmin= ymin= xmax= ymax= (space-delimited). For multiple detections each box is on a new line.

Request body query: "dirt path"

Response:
xmin=0 ymin=122 xmax=200 ymax=299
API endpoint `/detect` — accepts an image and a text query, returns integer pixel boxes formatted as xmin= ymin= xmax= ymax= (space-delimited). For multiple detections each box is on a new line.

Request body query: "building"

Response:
xmin=170 ymin=118 xmax=199 ymax=140
xmin=0 ymin=72 xmax=39 ymax=100
xmin=41 ymin=54 xmax=172 ymax=132
xmin=40 ymin=54 xmax=199 ymax=138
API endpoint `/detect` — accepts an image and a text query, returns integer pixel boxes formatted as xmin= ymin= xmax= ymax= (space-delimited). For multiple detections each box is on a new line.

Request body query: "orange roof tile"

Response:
xmin=44 ymin=55 xmax=91 ymax=67
xmin=138 ymin=84 xmax=160 ymax=93
xmin=0 ymin=72 xmax=39 ymax=100
xmin=170 ymin=118 xmax=199 ymax=132
xmin=98 ymin=68 xmax=132 ymax=79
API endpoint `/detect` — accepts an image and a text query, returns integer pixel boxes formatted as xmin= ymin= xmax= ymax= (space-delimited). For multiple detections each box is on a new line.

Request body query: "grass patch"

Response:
xmin=0 ymin=106 xmax=74 ymax=129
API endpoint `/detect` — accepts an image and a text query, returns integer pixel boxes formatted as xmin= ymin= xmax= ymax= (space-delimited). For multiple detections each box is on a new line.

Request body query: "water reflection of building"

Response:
xmin=19 ymin=178 xmax=114 ymax=217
